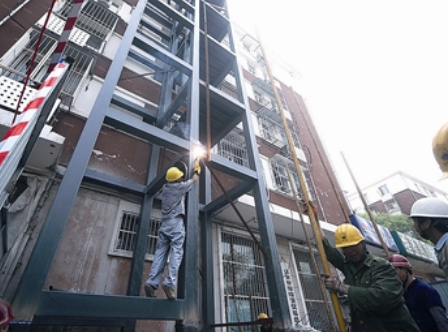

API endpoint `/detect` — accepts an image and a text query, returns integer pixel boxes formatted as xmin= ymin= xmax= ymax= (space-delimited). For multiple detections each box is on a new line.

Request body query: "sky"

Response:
xmin=226 ymin=0 xmax=448 ymax=195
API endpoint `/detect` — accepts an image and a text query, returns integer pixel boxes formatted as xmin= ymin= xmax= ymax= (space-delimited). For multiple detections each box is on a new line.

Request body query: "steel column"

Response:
xmin=12 ymin=0 xmax=149 ymax=319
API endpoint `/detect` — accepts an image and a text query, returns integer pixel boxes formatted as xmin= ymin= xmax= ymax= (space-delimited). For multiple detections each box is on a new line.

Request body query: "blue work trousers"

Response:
xmin=146 ymin=216 xmax=185 ymax=290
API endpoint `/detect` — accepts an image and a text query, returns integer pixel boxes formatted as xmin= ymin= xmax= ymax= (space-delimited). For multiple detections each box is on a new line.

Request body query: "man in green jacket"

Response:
xmin=321 ymin=223 xmax=420 ymax=332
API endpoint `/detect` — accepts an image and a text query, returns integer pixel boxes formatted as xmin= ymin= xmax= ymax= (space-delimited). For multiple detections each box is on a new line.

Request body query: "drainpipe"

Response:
xmin=0 ymin=0 xmax=33 ymax=27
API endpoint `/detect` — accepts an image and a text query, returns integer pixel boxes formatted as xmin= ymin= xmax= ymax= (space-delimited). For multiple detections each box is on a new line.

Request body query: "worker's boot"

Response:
xmin=162 ymin=284 xmax=176 ymax=300
xmin=144 ymin=284 xmax=156 ymax=298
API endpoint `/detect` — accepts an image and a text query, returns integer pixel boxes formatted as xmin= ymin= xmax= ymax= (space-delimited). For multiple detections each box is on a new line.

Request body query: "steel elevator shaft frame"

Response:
xmin=12 ymin=0 xmax=295 ymax=331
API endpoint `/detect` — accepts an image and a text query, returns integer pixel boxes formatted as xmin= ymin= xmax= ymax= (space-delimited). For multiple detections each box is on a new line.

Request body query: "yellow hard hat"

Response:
xmin=335 ymin=224 xmax=364 ymax=248
xmin=166 ymin=167 xmax=184 ymax=182
xmin=433 ymin=122 xmax=448 ymax=180
xmin=258 ymin=313 xmax=268 ymax=320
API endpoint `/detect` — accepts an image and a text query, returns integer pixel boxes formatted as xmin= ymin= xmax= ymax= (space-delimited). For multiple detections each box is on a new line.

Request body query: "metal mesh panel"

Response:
xmin=217 ymin=131 xmax=249 ymax=167
xmin=292 ymin=248 xmax=335 ymax=331
xmin=114 ymin=211 xmax=161 ymax=256
xmin=221 ymin=232 xmax=269 ymax=331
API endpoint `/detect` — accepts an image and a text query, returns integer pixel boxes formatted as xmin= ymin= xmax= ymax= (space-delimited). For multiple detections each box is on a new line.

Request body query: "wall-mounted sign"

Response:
xmin=281 ymin=261 xmax=301 ymax=327
xmin=391 ymin=230 xmax=438 ymax=264
xmin=349 ymin=214 xmax=399 ymax=252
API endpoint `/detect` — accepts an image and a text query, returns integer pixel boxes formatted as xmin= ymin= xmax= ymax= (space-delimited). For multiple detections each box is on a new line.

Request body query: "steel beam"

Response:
xmin=177 ymin=0 xmax=201 ymax=330
xmin=206 ymin=155 xmax=258 ymax=182
xmin=84 ymin=169 xmax=146 ymax=195
xmin=159 ymin=79 xmax=190 ymax=128
xmin=133 ymin=33 xmax=193 ymax=76
xmin=104 ymin=108 xmax=191 ymax=155
xmin=148 ymin=0 xmax=194 ymax=30
xmin=35 ymin=291 xmax=185 ymax=320
xmin=201 ymin=180 xmax=255 ymax=215
xmin=110 ymin=94 xmax=157 ymax=124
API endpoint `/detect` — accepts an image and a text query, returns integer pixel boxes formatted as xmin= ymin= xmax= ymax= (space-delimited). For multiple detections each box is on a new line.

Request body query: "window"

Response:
xmin=216 ymin=131 xmax=249 ymax=167
xmin=0 ymin=27 xmax=94 ymax=110
xmin=58 ymin=0 xmax=120 ymax=51
xmin=384 ymin=199 xmax=400 ymax=214
xmin=254 ymin=90 xmax=266 ymax=104
xmin=259 ymin=117 xmax=274 ymax=142
xmin=378 ymin=185 xmax=390 ymax=196
xmin=292 ymin=248 xmax=337 ymax=331
xmin=110 ymin=202 xmax=162 ymax=259
xmin=221 ymin=232 xmax=269 ymax=329
xmin=271 ymin=159 xmax=291 ymax=194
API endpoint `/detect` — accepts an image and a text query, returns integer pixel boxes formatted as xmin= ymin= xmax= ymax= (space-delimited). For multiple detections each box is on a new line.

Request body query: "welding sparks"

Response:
xmin=192 ymin=145 xmax=206 ymax=160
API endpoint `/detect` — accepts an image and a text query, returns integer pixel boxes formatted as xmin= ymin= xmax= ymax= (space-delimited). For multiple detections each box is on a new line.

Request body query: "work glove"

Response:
xmin=194 ymin=159 xmax=201 ymax=175
xmin=301 ymin=200 xmax=317 ymax=217
xmin=321 ymin=274 xmax=349 ymax=295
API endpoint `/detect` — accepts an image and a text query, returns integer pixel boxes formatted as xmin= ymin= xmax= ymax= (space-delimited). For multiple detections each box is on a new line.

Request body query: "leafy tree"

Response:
xmin=359 ymin=213 xmax=413 ymax=233
xmin=359 ymin=213 xmax=429 ymax=241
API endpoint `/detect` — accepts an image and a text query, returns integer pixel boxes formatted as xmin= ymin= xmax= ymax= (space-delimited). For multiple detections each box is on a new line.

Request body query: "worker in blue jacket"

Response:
xmin=389 ymin=254 xmax=448 ymax=332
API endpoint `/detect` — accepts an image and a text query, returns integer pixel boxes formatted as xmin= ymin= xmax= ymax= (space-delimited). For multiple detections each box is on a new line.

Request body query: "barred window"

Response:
xmin=57 ymin=0 xmax=120 ymax=51
xmin=0 ymin=27 xmax=94 ymax=110
xmin=110 ymin=204 xmax=162 ymax=260
xmin=292 ymin=248 xmax=337 ymax=331
xmin=216 ymin=131 xmax=249 ymax=167
xmin=221 ymin=232 xmax=269 ymax=330
xmin=270 ymin=157 xmax=316 ymax=201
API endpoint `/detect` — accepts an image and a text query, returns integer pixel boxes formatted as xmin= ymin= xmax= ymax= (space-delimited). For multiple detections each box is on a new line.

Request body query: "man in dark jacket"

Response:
xmin=321 ymin=223 xmax=420 ymax=332
xmin=389 ymin=254 xmax=448 ymax=332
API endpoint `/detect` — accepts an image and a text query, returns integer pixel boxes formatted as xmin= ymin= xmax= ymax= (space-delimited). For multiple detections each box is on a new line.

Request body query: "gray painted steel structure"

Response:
xmin=12 ymin=0 xmax=295 ymax=331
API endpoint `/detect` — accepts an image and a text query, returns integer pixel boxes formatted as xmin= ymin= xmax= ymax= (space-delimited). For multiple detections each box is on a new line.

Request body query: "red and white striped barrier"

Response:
xmin=0 ymin=62 xmax=69 ymax=206
xmin=47 ymin=0 xmax=85 ymax=74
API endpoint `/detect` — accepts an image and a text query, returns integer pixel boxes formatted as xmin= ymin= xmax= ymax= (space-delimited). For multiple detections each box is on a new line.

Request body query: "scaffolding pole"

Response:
xmin=341 ymin=152 xmax=390 ymax=257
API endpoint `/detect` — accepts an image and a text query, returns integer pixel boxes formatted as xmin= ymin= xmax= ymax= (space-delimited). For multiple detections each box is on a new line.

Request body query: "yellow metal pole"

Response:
xmin=283 ymin=161 xmax=338 ymax=332
xmin=341 ymin=152 xmax=390 ymax=257
xmin=290 ymin=90 xmax=351 ymax=224
xmin=255 ymin=28 xmax=347 ymax=332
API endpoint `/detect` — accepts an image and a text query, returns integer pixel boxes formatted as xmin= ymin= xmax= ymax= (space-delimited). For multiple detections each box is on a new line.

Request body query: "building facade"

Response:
xmin=347 ymin=171 xmax=448 ymax=215
xmin=0 ymin=1 xmax=444 ymax=332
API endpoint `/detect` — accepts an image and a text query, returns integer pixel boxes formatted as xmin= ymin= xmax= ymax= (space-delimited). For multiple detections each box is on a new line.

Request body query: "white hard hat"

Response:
xmin=410 ymin=197 xmax=448 ymax=219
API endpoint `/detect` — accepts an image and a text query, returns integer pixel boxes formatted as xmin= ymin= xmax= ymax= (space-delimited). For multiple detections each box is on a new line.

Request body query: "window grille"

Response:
xmin=259 ymin=117 xmax=274 ymax=142
xmin=113 ymin=211 xmax=162 ymax=258
xmin=292 ymin=248 xmax=336 ymax=331
xmin=270 ymin=158 xmax=316 ymax=201
xmin=221 ymin=232 xmax=269 ymax=330
xmin=254 ymin=90 xmax=266 ymax=104
xmin=58 ymin=0 xmax=120 ymax=50
xmin=0 ymin=28 xmax=94 ymax=110
xmin=217 ymin=131 xmax=249 ymax=167
xmin=271 ymin=160 xmax=292 ymax=194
